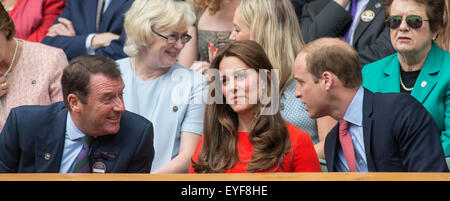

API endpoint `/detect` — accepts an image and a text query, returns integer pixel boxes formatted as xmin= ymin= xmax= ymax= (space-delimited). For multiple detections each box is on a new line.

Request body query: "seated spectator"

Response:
xmin=300 ymin=0 xmax=395 ymax=66
xmin=294 ymin=37 xmax=448 ymax=172
xmin=178 ymin=0 xmax=240 ymax=71
xmin=0 ymin=4 xmax=67 ymax=131
xmin=2 ymin=0 xmax=65 ymax=42
xmin=118 ymin=0 xmax=204 ymax=173
xmin=291 ymin=0 xmax=315 ymax=23
xmin=190 ymin=40 xmax=321 ymax=173
xmin=42 ymin=0 xmax=133 ymax=61
xmin=229 ymin=0 xmax=336 ymax=159
xmin=362 ymin=0 xmax=450 ymax=158
xmin=0 ymin=55 xmax=155 ymax=173
xmin=435 ymin=0 xmax=449 ymax=51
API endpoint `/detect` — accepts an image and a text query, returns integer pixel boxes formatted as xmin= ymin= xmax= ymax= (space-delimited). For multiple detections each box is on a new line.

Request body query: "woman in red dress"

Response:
xmin=189 ymin=40 xmax=321 ymax=173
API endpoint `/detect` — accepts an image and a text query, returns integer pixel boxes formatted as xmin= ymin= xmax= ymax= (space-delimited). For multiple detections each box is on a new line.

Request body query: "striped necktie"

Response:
xmin=96 ymin=0 xmax=105 ymax=32
xmin=73 ymin=136 xmax=92 ymax=173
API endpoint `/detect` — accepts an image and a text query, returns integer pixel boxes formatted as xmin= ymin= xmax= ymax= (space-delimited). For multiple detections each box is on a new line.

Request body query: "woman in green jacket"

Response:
xmin=362 ymin=0 xmax=450 ymax=157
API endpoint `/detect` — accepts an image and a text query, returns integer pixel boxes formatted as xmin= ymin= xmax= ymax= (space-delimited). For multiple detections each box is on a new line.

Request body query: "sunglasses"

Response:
xmin=385 ymin=15 xmax=430 ymax=29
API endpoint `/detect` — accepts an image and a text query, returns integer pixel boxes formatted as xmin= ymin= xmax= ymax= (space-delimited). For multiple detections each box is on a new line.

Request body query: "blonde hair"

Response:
xmin=237 ymin=0 xmax=304 ymax=92
xmin=436 ymin=0 xmax=450 ymax=51
xmin=123 ymin=0 xmax=196 ymax=56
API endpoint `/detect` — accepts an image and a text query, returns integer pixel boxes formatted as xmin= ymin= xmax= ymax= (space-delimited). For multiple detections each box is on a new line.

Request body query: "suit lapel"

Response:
xmin=99 ymin=0 xmax=127 ymax=32
xmin=35 ymin=105 xmax=68 ymax=173
xmin=410 ymin=43 xmax=442 ymax=103
xmin=352 ymin=0 xmax=383 ymax=44
xmin=380 ymin=55 xmax=401 ymax=92
xmin=82 ymin=0 xmax=99 ymax=33
xmin=324 ymin=125 xmax=339 ymax=172
xmin=362 ymin=88 xmax=376 ymax=171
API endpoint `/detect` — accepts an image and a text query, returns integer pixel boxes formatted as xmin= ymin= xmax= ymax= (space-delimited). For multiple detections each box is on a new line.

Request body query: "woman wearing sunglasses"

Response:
xmin=362 ymin=0 xmax=450 ymax=160
xmin=116 ymin=0 xmax=206 ymax=173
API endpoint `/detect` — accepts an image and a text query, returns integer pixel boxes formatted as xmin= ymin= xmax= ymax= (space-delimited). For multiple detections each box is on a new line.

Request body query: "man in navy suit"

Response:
xmin=293 ymin=38 xmax=448 ymax=172
xmin=0 ymin=55 xmax=154 ymax=173
xmin=42 ymin=0 xmax=133 ymax=61
xmin=299 ymin=0 xmax=395 ymax=66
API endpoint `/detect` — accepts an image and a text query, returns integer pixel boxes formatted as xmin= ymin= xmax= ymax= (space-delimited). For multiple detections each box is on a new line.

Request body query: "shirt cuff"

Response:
xmin=85 ymin=33 xmax=96 ymax=55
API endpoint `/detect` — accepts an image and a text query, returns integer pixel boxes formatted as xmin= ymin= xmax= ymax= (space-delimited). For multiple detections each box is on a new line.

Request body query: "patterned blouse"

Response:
xmin=280 ymin=79 xmax=319 ymax=144
xmin=197 ymin=30 xmax=231 ymax=62
xmin=0 ymin=40 xmax=67 ymax=131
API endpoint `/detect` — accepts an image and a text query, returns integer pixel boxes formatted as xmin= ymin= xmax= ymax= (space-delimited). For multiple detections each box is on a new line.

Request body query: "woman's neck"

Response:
xmin=132 ymin=53 xmax=170 ymax=81
xmin=397 ymin=45 xmax=431 ymax=72
xmin=215 ymin=0 xmax=240 ymax=18
xmin=237 ymin=110 xmax=253 ymax=133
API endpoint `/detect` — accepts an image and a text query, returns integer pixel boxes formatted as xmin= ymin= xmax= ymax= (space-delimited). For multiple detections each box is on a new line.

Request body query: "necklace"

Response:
xmin=1 ymin=38 xmax=18 ymax=80
xmin=399 ymin=74 xmax=413 ymax=92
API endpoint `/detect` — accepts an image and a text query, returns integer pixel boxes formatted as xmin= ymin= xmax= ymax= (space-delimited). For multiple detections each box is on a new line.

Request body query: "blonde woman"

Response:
xmin=117 ymin=0 xmax=205 ymax=173
xmin=436 ymin=0 xmax=449 ymax=51
xmin=229 ymin=0 xmax=336 ymax=159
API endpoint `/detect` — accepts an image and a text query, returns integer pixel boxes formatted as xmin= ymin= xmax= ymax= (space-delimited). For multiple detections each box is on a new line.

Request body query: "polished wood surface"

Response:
xmin=0 ymin=173 xmax=449 ymax=181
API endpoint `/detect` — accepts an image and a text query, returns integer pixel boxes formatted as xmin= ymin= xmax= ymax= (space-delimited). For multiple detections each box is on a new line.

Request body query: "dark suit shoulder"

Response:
xmin=117 ymin=110 xmax=153 ymax=140
xmin=372 ymin=91 xmax=423 ymax=110
xmin=120 ymin=110 xmax=151 ymax=127
xmin=11 ymin=102 xmax=66 ymax=123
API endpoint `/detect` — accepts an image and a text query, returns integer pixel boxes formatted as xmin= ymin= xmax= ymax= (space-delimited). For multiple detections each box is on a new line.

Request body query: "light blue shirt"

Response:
xmin=86 ymin=0 xmax=112 ymax=54
xmin=59 ymin=112 xmax=89 ymax=173
xmin=336 ymin=86 xmax=368 ymax=172
xmin=117 ymin=58 xmax=206 ymax=172
xmin=344 ymin=0 xmax=370 ymax=45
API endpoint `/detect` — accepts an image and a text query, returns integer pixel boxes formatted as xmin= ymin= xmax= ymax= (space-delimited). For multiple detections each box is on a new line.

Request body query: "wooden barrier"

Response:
xmin=0 ymin=172 xmax=449 ymax=181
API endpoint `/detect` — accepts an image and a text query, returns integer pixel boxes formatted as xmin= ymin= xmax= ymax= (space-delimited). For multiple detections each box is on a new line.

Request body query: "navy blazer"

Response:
xmin=42 ymin=0 xmax=133 ymax=61
xmin=324 ymin=88 xmax=448 ymax=172
xmin=0 ymin=102 xmax=154 ymax=173
xmin=300 ymin=0 xmax=395 ymax=66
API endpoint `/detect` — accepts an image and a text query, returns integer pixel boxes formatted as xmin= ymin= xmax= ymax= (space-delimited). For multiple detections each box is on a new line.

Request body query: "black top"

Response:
xmin=400 ymin=68 xmax=421 ymax=93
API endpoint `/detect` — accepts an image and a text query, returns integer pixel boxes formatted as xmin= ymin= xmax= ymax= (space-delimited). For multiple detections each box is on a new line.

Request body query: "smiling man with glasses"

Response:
xmin=362 ymin=0 xmax=450 ymax=167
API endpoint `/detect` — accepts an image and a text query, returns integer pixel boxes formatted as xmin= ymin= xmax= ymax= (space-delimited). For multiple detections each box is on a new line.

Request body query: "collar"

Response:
xmin=66 ymin=112 xmax=88 ymax=141
xmin=384 ymin=42 xmax=442 ymax=76
xmin=343 ymin=86 xmax=364 ymax=127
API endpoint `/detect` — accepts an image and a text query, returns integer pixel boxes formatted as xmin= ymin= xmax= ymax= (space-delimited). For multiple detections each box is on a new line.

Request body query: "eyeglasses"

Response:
xmin=385 ymin=15 xmax=430 ymax=29
xmin=152 ymin=30 xmax=192 ymax=44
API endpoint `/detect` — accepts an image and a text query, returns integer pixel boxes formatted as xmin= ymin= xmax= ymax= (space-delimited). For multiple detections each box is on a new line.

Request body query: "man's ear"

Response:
xmin=321 ymin=71 xmax=334 ymax=90
xmin=67 ymin=93 xmax=81 ymax=112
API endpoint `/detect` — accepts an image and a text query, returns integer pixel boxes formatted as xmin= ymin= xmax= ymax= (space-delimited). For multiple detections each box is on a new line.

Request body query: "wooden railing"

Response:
xmin=0 ymin=172 xmax=449 ymax=181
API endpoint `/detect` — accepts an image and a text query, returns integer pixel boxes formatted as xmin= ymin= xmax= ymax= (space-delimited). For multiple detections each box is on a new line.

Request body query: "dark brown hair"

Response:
xmin=61 ymin=55 xmax=122 ymax=110
xmin=301 ymin=38 xmax=362 ymax=88
xmin=192 ymin=40 xmax=291 ymax=173
xmin=383 ymin=0 xmax=444 ymax=33
xmin=0 ymin=3 xmax=16 ymax=40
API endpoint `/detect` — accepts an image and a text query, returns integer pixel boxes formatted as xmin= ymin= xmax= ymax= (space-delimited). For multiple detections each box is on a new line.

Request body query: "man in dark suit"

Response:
xmin=42 ymin=0 xmax=133 ymax=61
xmin=293 ymin=37 xmax=448 ymax=172
xmin=299 ymin=0 xmax=395 ymax=66
xmin=0 ymin=55 xmax=154 ymax=173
